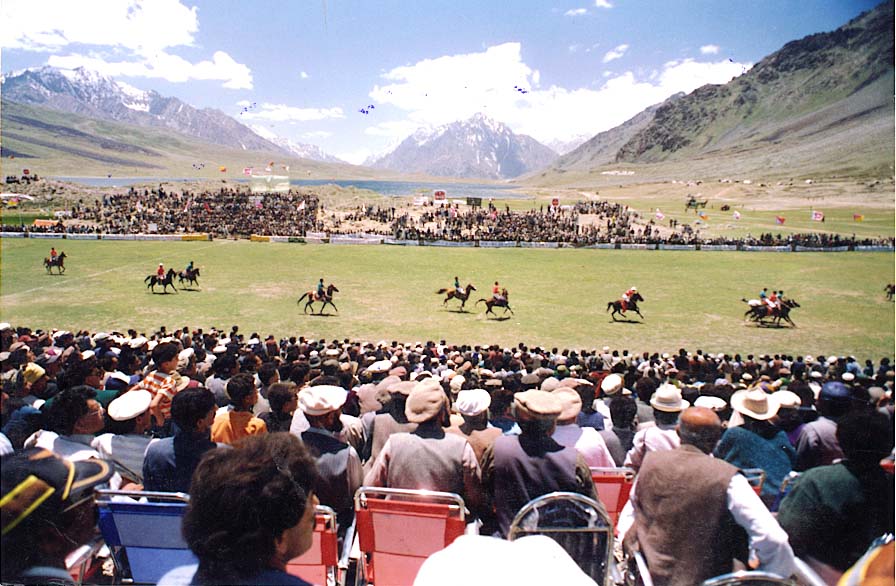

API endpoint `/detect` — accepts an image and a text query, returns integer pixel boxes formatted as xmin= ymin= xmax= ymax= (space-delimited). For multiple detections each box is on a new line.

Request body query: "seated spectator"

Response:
xmin=364 ymin=378 xmax=483 ymax=516
xmin=624 ymin=384 xmax=688 ymax=472
xmin=481 ymin=390 xmax=603 ymax=537
xmin=91 ymin=389 xmax=154 ymax=485
xmin=447 ymin=388 xmax=502 ymax=462
xmin=211 ymin=373 xmax=267 ymax=444
xmin=624 ymin=407 xmax=794 ymax=585
xmin=795 ymin=381 xmax=850 ymax=470
xmin=259 ymin=382 xmax=298 ymax=433
xmin=133 ymin=342 xmax=181 ymax=432
xmin=298 ymin=384 xmax=362 ymax=543
xmin=714 ymin=389 xmax=796 ymax=505
xmin=253 ymin=361 xmax=281 ymax=416
xmin=550 ymin=388 xmax=615 ymax=467
xmin=1 ymin=448 xmax=113 ymax=585
xmin=777 ymin=409 xmax=895 ymax=573
xmin=600 ymin=395 xmax=638 ymax=466
xmin=143 ymin=387 xmax=221 ymax=493
xmin=24 ymin=385 xmax=106 ymax=461
xmin=161 ymin=433 xmax=319 ymax=585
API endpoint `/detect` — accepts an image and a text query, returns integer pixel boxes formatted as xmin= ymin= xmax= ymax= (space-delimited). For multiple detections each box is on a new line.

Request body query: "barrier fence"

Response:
xmin=1 ymin=232 xmax=892 ymax=253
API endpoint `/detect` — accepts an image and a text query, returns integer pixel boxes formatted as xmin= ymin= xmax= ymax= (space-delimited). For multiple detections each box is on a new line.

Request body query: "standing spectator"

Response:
xmin=777 ymin=409 xmax=895 ymax=573
xmin=259 ymin=382 xmax=299 ymax=433
xmin=25 ymin=385 xmax=106 ymax=462
xmin=624 ymin=384 xmax=688 ymax=472
xmin=551 ymin=388 xmax=615 ymax=467
xmin=92 ymin=389 xmax=154 ymax=485
xmin=133 ymin=342 xmax=180 ymax=431
xmin=448 ymin=388 xmax=502 ymax=462
xmin=211 ymin=373 xmax=267 ymax=444
xmin=1 ymin=448 xmax=113 ymax=585
xmin=600 ymin=395 xmax=638 ymax=466
xmin=795 ymin=381 xmax=850 ymax=471
xmin=143 ymin=387 xmax=220 ymax=493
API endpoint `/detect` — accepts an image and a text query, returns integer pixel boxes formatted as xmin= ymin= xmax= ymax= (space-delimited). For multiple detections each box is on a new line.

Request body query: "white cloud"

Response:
xmin=302 ymin=130 xmax=332 ymax=139
xmin=365 ymin=42 xmax=750 ymax=148
xmin=602 ymin=43 xmax=629 ymax=63
xmin=568 ymin=44 xmax=581 ymax=53
xmin=2 ymin=0 xmax=252 ymax=89
xmin=47 ymin=50 xmax=253 ymax=89
xmin=594 ymin=0 xmax=613 ymax=8
xmin=337 ymin=148 xmax=374 ymax=166
xmin=700 ymin=44 xmax=720 ymax=55
xmin=300 ymin=71 xmax=310 ymax=79
xmin=241 ymin=103 xmax=345 ymax=122
xmin=565 ymin=8 xmax=588 ymax=16
xmin=237 ymin=100 xmax=253 ymax=107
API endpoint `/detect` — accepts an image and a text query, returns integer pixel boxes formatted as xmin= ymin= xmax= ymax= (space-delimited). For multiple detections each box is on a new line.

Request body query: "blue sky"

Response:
xmin=1 ymin=0 xmax=882 ymax=164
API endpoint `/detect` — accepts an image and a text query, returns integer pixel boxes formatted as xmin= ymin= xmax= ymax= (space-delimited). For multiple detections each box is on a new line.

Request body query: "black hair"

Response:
xmin=267 ymin=382 xmax=297 ymax=414
xmin=43 ymin=385 xmax=97 ymax=435
xmin=226 ymin=373 xmax=257 ymax=408
xmin=609 ymin=395 xmax=638 ymax=428
xmin=171 ymin=387 xmax=216 ymax=431
xmin=837 ymin=410 xmax=894 ymax=467
xmin=151 ymin=342 xmax=179 ymax=366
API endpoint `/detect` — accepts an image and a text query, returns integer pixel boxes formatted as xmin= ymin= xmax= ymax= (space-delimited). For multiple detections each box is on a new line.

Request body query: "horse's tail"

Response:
xmin=606 ymin=302 xmax=613 ymax=312
xmin=144 ymin=275 xmax=152 ymax=283
xmin=297 ymin=292 xmax=308 ymax=304
xmin=476 ymin=298 xmax=485 ymax=305
xmin=436 ymin=288 xmax=449 ymax=295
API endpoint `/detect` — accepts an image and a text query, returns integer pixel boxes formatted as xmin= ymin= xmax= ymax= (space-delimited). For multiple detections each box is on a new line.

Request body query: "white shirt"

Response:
xmin=91 ymin=433 xmax=154 ymax=482
xmin=623 ymin=424 xmax=680 ymax=472
xmin=552 ymin=423 xmax=615 ymax=468
xmin=618 ymin=470 xmax=795 ymax=579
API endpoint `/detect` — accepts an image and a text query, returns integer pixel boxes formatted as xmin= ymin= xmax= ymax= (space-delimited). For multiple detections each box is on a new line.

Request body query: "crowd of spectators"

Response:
xmin=1 ymin=319 xmax=893 ymax=583
xmin=2 ymin=186 xmax=892 ymax=249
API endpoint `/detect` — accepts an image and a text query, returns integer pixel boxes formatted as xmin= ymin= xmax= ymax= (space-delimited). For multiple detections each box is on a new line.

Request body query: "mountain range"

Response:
xmin=0 ymin=66 xmax=344 ymax=164
xmin=538 ymin=1 xmax=893 ymax=182
xmin=369 ymin=113 xmax=557 ymax=179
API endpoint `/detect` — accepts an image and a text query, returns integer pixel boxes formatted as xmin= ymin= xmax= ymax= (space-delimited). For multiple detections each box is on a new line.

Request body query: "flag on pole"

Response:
xmin=811 ymin=210 xmax=824 ymax=221
xmin=183 ymin=198 xmax=191 ymax=213
xmin=255 ymin=201 xmax=263 ymax=209
xmin=853 ymin=213 xmax=864 ymax=222
xmin=243 ymin=167 xmax=253 ymax=176
xmin=219 ymin=166 xmax=227 ymax=173
xmin=775 ymin=216 xmax=786 ymax=225
xmin=733 ymin=211 xmax=741 ymax=220
xmin=655 ymin=209 xmax=665 ymax=220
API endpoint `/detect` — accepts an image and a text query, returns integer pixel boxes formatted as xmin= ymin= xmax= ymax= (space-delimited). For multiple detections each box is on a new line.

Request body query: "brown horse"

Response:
xmin=43 ymin=251 xmax=67 ymax=274
xmin=178 ymin=267 xmax=201 ymax=288
xmin=145 ymin=268 xmax=178 ymax=294
xmin=436 ymin=283 xmax=476 ymax=311
xmin=743 ymin=298 xmax=799 ymax=327
xmin=297 ymin=283 xmax=339 ymax=314
xmin=607 ymin=292 xmax=644 ymax=321
xmin=477 ymin=289 xmax=513 ymax=317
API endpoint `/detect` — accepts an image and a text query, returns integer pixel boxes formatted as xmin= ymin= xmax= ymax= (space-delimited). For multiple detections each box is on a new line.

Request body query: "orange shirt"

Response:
xmin=211 ymin=410 xmax=267 ymax=444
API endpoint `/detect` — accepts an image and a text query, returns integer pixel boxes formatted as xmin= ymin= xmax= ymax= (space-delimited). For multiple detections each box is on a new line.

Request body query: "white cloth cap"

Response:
xmin=454 ymin=389 xmax=491 ymax=417
xmin=107 ymin=390 xmax=152 ymax=421
xmin=299 ymin=385 xmax=348 ymax=415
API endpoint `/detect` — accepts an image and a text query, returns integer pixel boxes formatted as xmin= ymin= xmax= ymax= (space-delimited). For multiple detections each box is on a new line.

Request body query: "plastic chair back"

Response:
xmin=354 ymin=487 xmax=466 ymax=586
xmin=590 ymin=466 xmax=635 ymax=529
xmin=96 ymin=489 xmax=197 ymax=585
xmin=508 ymin=491 xmax=614 ymax=585
xmin=740 ymin=468 xmax=766 ymax=496
xmin=770 ymin=472 xmax=801 ymax=512
xmin=286 ymin=506 xmax=339 ymax=586
xmin=699 ymin=570 xmax=796 ymax=586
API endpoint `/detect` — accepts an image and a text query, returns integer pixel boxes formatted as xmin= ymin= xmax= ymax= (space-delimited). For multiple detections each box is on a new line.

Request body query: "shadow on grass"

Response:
xmin=445 ymin=308 xmax=471 ymax=314
xmin=306 ymin=312 xmax=338 ymax=318
xmin=485 ymin=316 xmax=512 ymax=322
xmin=609 ymin=318 xmax=644 ymax=325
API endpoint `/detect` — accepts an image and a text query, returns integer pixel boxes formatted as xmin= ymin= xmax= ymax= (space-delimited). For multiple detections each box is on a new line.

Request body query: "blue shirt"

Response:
xmin=143 ymin=431 xmax=222 ymax=493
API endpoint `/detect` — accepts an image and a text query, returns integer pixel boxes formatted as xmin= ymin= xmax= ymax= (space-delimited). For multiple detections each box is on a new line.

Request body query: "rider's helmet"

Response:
xmin=159 ymin=263 xmax=163 ymax=267
xmin=631 ymin=286 xmax=637 ymax=291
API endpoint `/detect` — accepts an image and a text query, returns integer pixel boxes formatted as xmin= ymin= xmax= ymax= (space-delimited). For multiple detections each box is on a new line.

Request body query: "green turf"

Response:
xmin=1 ymin=238 xmax=893 ymax=359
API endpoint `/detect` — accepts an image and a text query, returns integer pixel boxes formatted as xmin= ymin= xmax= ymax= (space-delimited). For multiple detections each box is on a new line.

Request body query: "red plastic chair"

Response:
xmin=286 ymin=505 xmax=340 ymax=586
xmin=354 ymin=487 xmax=466 ymax=586
xmin=740 ymin=468 xmax=766 ymax=497
xmin=590 ymin=467 xmax=635 ymax=531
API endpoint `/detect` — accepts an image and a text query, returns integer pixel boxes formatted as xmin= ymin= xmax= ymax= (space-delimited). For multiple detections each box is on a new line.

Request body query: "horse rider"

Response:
xmin=766 ymin=290 xmax=779 ymax=316
xmin=316 ymin=278 xmax=326 ymax=301
xmin=185 ymin=260 xmax=194 ymax=274
xmin=759 ymin=288 xmax=768 ymax=303
xmin=621 ymin=286 xmax=637 ymax=316
xmin=50 ymin=247 xmax=58 ymax=261
xmin=492 ymin=281 xmax=506 ymax=303
xmin=157 ymin=263 xmax=165 ymax=278
xmin=454 ymin=276 xmax=463 ymax=296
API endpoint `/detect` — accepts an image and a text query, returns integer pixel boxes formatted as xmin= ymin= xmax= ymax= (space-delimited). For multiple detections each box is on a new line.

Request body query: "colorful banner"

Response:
xmin=775 ymin=216 xmax=786 ymax=225
xmin=853 ymin=214 xmax=864 ymax=222
xmin=811 ymin=210 xmax=824 ymax=221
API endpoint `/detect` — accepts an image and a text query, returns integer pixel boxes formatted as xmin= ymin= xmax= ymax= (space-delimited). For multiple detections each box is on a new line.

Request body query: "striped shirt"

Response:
xmin=135 ymin=370 xmax=178 ymax=420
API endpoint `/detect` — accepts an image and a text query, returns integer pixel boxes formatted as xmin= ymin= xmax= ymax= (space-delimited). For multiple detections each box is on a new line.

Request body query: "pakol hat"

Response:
xmin=552 ymin=388 xmax=583 ymax=421
xmin=405 ymin=378 xmax=447 ymax=423
xmin=23 ymin=363 xmax=46 ymax=385
xmin=1 ymin=448 xmax=112 ymax=537
xmin=299 ymin=385 xmax=348 ymax=416
xmin=600 ymin=374 xmax=624 ymax=395
xmin=513 ymin=390 xmax=562 ymax=422
xmin=650 ymin=384 xmax=690 ymax=413
xmin=107 ymin=390 xmax=152 ymax=421
xmin=694 ymin=396 xmax=727 ymax=412
xmin=730 ymin=389 xmax=779 ymax=421
xmin=455 ymin=389 xmax=491 ymax=417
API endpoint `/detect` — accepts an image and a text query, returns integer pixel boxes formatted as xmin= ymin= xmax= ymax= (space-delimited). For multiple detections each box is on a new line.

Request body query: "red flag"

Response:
xmin=811 ymin=210 xmax=824 ymax=222
xmin=775 ymin=216 xmax=786 ymax=225
xmin=853 ymin=214 xmax=864 ymax=222
xmin=243 ymin=167 xmax=253 ymax=176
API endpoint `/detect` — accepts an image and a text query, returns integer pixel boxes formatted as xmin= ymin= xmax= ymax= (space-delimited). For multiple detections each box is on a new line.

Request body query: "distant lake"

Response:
xmin=51 ymin=177 xmax=534 ymax=199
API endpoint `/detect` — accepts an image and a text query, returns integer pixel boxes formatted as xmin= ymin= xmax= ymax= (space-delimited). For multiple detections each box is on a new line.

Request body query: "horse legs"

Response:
xmin=505 ymin=305 xmax=514 ymax=315
xmin=633 ymin=308 xmax=643 ymax=319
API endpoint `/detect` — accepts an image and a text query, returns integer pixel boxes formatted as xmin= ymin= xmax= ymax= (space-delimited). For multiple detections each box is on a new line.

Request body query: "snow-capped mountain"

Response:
xmin=369 ymin=113 xmax=558 ymax=179
xmin=249 ymin=124 xmax=345 ymax=164
xmin=1 ymin=66 xmax=289 ymax=155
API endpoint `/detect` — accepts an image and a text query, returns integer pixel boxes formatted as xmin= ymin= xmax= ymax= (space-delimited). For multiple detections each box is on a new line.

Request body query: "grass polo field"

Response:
xmin=1 ymin=237 xmax=893 ymax=359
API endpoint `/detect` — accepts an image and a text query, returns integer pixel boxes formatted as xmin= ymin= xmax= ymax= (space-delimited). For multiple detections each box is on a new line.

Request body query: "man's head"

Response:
xmin=171 ymin=387 xmax=216 ymax=433
xmin=837 ymin=409 xmax=894 ymax=468
xmin=43 ymin=385 xmax=105 ymax=436
xmin=405 ymin=378 xmax=448 ymax=426
xmin=226 ymin=373 xmax=258 ymax=410
xmin=267 ymin=382 xmax=298 ymax=416
xmin=677 ymin=407 xmax=723 ymax=454
xmin=454 ymin=389 xmax=491 ymax=424
xmin=151 ymin=342 xmax=180 ymax=374
xmin=106 ymin=389 xmax=153 ymax=435
xmin=299 ymin=384 xmax=347 ymax=430
xmin=609 ymin=395 xmax=638 ymax=430
xmin=512 ymin=390 xmax=562 ymax=437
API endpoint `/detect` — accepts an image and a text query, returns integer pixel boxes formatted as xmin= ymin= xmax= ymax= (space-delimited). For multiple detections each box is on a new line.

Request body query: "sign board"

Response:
xmin=466 ymin=197 xmax=482 ymax=207
xmin=433 ymin=190 xmax=446 ymax=200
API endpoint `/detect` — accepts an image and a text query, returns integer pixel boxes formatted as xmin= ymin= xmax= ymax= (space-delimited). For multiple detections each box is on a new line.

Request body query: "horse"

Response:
xmin=607 ymin=292 xmax=644 ymax=321
xmin=477 ymin=289 xmax=513 ymax=317
xmin=178 ymin=267 xmax=201 ymax=288
xmin=436 ymin=284 xmax=476 ymax=311
xmin=886 ymin=284 xmax=895 ymax=301
xmin=43 ymin=251 xmax=67 ymax=274
xmin=742 ymin=298 xmax=799 ymax=327
xmin=685 ymin=198 xmax=708 ymax=212
xmin=145 ymin=268 xmax=178 ymax=294
xmin=297 ymin=283 xmax=339 ymax=315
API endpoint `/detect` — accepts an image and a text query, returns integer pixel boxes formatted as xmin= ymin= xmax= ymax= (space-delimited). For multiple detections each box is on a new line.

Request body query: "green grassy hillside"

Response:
xmin=2 ymin=239 xmax=892 ymax=358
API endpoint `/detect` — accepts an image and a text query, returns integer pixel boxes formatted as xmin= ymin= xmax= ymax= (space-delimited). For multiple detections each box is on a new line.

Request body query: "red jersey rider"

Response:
xmin=157 ymin=263 xmax=165 ymax=278
xmin=492 ymin=281 xmax=506 ymax=303
xmin=621 ymin=286 xmax=637 ymax=315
